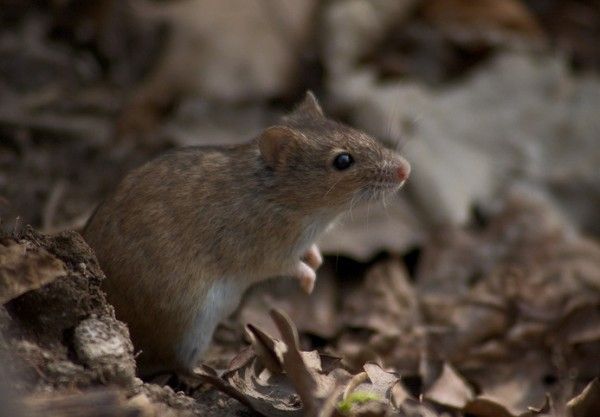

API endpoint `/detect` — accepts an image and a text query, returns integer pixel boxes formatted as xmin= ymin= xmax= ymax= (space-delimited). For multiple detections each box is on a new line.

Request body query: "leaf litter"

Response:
xmin=212 ymin=194 xmax=600 ymax=417
xmin=1 ymin=193 xmax=599 ymax=416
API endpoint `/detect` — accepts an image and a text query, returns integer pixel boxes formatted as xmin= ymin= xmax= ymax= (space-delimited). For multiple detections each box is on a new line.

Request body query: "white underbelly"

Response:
xmin=177 ymin=279 xmax=244 ymax=368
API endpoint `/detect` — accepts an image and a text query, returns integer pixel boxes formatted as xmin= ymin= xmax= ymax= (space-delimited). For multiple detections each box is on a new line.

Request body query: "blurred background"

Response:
xmin=1 ymin=1 xmax=600 ymax=416
xmin=1 ymin=0 xmax=599 ymax=244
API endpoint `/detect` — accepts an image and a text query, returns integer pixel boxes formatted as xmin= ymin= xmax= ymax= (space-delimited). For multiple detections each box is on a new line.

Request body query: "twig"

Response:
xmin=342 ymin=371 xmax=369 ymax=400
xmin=42 ymin=180 xmax=66 ymax=232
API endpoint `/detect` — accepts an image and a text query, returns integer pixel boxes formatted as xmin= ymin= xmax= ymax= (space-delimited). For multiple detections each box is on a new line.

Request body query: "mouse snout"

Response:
xmin=395 ymin=156 xmax=411 ymax=183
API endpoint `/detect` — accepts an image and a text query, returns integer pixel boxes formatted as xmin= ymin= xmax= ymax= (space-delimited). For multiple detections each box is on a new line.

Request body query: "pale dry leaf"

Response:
xmin=0 ymin=239 xmax=66 ymax=304
xmin=363 ymin=363 xmax=401 ymax=401
xmin=390 ymin=382 xmax=414 ymax=409
xmin=424 ymin=362 xmax=475 ymax=409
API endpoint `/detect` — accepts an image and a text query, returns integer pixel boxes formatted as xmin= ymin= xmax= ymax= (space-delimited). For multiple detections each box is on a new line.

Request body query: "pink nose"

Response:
xmin=396 ymin=158 xmax=411 ymax=182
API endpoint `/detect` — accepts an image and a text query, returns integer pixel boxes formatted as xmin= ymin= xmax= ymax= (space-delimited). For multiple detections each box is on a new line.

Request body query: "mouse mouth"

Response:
xmin=358 ymin=180 xmax=403 ymax=203
xmin=352 ymin=158 xmax=410 ymax=204
xmin=377 ymin=179 xmax=407 ymax=188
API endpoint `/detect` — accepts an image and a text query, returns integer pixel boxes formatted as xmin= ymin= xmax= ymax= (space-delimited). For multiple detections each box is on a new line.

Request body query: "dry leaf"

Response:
xmin=245 ymin=323 xmax=284 ymax=374
xmin=424 ymin=362 xmax=474 ymax=409
xmin=0 ymin=238 xmax=66 ymax=304
xmin=22 ymin=388 xmax=146 ymax=417
xmin=463 ymin=394 xmax=550 ymax=417
xmin=567 ymin=379 xmax=600 ymax=417
xmin=362 ymin=363 xmax=401 ymax=401
xmin=463 ymin=397 xmax=518 ymax=417
xmin=196 ymin=309 xmax=350 ymax=417
xmin=422 ymin=0 xmax=544 ymax=44
xmin=238 ymin=268 xmax=339 ymax=340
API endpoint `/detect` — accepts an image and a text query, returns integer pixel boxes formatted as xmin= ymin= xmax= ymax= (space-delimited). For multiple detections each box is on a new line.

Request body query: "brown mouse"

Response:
xmin=83 ymin=92 xmax=410 ymax=375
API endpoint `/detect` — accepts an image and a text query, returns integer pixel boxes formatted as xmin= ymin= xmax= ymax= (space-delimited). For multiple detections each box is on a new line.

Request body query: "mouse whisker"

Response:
xmin=395 ymin=113 xmax=423 ymax=152
xmin=349 ymin=185 xmax=370 ymax=220
xmin=322 ymin=177 xmax=344 ymax=199
xmin=348 ymin=192 xmax=360 ymax=220
xmin=366 ymin=198 xmax=372 ymax=232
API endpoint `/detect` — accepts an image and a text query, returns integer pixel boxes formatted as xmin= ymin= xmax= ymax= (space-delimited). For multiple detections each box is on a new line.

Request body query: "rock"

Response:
xmin=74 ymin=317 xmax=136 ymax=387
xmin=1 ymin=228 xmax=137 ymax=389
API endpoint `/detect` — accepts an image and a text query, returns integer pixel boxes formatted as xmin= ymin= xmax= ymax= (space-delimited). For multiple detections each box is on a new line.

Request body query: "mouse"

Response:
xmin=83 ymin=92 xmax=410 ymax=376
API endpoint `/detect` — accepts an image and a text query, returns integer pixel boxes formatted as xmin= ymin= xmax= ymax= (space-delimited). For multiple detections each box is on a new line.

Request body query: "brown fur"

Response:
xmin=83 ymin=92 xmax=410 ymax=374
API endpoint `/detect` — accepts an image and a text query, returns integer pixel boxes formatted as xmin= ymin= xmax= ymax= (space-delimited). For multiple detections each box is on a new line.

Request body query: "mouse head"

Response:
xmin=258 ymin=92 xmax=410 ymax=211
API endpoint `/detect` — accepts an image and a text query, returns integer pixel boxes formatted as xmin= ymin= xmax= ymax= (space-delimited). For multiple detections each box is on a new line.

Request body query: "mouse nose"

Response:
xmin=396 ymin=157 xmax=411 ymax=182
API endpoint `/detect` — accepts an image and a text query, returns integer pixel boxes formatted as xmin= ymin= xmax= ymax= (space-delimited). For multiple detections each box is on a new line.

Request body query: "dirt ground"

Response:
xmin=1 ymin=1 xmax=600 ymax=416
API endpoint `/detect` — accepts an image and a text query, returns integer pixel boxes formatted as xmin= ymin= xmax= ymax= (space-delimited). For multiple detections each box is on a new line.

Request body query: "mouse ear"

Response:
xmin=291 ymin=91 xmax=324 ymax=119
xmin=258 ymin=126 xmax=301 ymax=169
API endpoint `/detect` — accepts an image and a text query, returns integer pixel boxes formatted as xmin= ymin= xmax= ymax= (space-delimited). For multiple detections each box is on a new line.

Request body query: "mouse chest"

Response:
xmin=287 ymin=215 xmax=335 ymax=257
xmin=305 ymin=214 xmax=336 ymax=243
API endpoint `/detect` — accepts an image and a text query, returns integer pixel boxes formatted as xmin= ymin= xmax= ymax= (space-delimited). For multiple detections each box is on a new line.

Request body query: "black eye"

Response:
xmin=333 ymin=153 xmax=354 ymax=170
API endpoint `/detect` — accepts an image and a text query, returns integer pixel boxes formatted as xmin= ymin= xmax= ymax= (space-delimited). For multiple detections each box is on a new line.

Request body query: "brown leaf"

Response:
xmin=271 ymin=309 xmax=320 ymax=415
xmin=463 ymin=397 xmax=517 ymax=417
xmin=465 ymin=394 xmax=550 ymax=417
xmin=193 ymin=365 xmax=257 ymax=412
xmin=238 ymin=268 xmax=339 ymax=339
xmin=567 ymin=378 xmax=600 ymax=417
xmin=197 ymin=308 xmax=349 ymax=417
xmin=22 ymin=388 xmax=146 ymax=417
xmin=422 ymin=0 xmax=544 ymax=44
xmin=343 ymin=259 xmax=419 ymax=333
xmin=424 ymin=362 xmax=475 ymax=409
xmin=338 ymin=259 xmax=423 ymax=372
xmin=0 ymin=238 xmax=66 ymax=304
xmin=466 ymin=354 xmax=552 ymax=416
xmin=554 ymin=303 xmax=600 ymax=345
xmin=245 ymin=324 xmax=284 ymax=373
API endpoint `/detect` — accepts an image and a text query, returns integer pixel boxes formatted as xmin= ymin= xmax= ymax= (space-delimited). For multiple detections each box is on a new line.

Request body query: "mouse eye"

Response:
xmin=333 ymin=153 xmax=354 ymax=170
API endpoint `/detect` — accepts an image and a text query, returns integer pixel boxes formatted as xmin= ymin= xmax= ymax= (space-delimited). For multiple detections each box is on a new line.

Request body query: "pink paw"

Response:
xmin=293 ymin=261 xmax=316 ymax=294
xmin=303 ymin=244 xmax=323 ymax=270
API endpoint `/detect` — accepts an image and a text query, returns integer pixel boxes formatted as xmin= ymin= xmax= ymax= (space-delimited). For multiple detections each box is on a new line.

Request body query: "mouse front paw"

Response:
xmin=302 ymin=244 xmax=323 ymax=270
xmin=293 ymin=261 xmax=317 ymax=294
